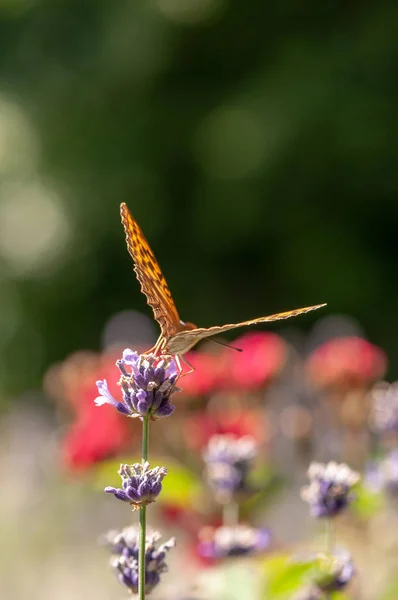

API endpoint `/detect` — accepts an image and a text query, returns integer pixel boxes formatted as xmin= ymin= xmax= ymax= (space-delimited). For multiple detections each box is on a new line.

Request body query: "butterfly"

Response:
xmin=120 ymin=203 xmax=326 ymax=367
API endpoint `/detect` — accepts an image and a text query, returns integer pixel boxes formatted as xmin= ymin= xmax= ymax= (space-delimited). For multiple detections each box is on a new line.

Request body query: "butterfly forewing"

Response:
xmin=120 ymin=203 xmax=181 ymax=338
xmin=166 ymin=304 xmax=327 ymax=354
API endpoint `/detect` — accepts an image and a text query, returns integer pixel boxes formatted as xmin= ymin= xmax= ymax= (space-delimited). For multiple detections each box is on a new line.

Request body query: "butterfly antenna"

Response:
xmin=209 ymin=338 xmax=243 ymax=352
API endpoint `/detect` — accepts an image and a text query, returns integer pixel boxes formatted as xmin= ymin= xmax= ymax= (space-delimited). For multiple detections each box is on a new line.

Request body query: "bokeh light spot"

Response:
xmin=102 ymin=5 xmax=172 ymax=83
xmin=101 ymin=310 xmax=156 ymax=351
xmin=0 ymin=181 xmax=70 ymax=277
xmin=0 ymin=95 xmax=39 ymax=176
xmin=194 ymin=106 xmax=267 ymax=179
xmin=155 ymin=0 xmax=224 ymax=24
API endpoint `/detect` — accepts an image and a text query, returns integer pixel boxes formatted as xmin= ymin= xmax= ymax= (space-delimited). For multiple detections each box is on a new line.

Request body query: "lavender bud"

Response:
xmin=105 ymin=462 xmax=167 ymax=509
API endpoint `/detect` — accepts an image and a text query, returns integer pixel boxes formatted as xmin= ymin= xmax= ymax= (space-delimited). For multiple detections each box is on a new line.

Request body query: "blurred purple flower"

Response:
xmin=293 ymin=549 xmax=355 ymax=598
xmin=315 ymin=549 xmax=355 ymax=592
xmin=95 ymin=350 xmax=179 ymax=420
xmin=102 ymin=527 xmax=136 ymax=556
xmin=198 ymin=524 xmax=271 ymax=560
xmin=370 ymin=381 xmax=398 ymax=434
xmin=105 ymin=462 xmax=167 ymax=509
xmin=301 ymin=461 xmax=360 ymax=518
xmin=365 ymin=450 xmax=398 ymax=495
xmin=382 ymin=449 xmax=398 ymax=493
xmin=104 ymin=527 xmax=175 ymax=594
xmin=203 ymin=434 xmax=257 ymax=502
xmin=364 ymin=460 xmax=384 ymax=493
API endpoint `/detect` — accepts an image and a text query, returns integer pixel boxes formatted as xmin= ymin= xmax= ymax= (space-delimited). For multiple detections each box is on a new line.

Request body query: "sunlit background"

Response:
xmin=1 ymin=1 xmax=398 ymax=599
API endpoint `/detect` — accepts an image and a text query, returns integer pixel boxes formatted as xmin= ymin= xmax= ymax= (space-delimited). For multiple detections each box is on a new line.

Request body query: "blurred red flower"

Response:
xmin=306 ymin=336 xmax=387 ymax=390
xmin=44 ymin=351 xmax=133 ymax=470
xmin=224 ymin=331 xmax=287 ymax=392
xmin=183 ymin=405 xmax=267 ymax=451
xmin=179 ymin=331 xmax=287 ymax=398
xmin=178 ymin=348 xmax=229 ymax=398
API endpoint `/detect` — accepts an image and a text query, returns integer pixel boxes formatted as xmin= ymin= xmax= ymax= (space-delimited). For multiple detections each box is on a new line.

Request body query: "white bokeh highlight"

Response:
xmin=0 ymin=180 xmax=71 ymax=276
xmin=0 ymin=95 xmax=39 ymax=177
xmin=193 ymin=106 xmax=268 ymax=179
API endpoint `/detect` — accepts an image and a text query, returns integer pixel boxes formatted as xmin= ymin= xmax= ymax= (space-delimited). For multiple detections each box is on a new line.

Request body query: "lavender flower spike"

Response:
xmin=198 ymin=524 xmax=271 ymax=559
xmin=203 ymin=435 xmax=258 ymax=502
xmin=301 ymin=461 xmax=360 ymax=518
xmin=292 ymin=549 xmax=355 ymax=598
xmin=315 ymin=549 xmax=355 ymax=592
xmin=105 ymin=528 xmax=175 ymax=594
xmin=105 ymin=462 xmax=167 ymax=509
xmin=94 ymin=350 xmax=179 ymax=419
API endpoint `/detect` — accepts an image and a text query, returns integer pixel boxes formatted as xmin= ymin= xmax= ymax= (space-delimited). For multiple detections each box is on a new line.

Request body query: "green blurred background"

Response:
xmin=1 ymin=0 xmax=398 ymax=398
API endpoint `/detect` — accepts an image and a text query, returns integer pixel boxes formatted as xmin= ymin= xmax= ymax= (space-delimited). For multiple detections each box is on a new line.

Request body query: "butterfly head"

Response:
xmin=165 ymin=320 xmax=200 ymax=355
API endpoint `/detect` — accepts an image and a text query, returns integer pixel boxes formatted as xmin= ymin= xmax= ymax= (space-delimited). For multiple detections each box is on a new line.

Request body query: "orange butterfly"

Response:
xmin=120 ymin=203 xmax=326 ymax=365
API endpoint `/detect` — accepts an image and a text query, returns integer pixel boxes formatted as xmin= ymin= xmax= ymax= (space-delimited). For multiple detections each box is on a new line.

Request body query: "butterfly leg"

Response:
xmin=178 ymin=354 xmax=195 ymax=378
xmin=147 ymin=335 xmax=166 ymax=356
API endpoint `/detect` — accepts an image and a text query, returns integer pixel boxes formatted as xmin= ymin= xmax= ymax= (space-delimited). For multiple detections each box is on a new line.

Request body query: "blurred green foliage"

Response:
xmin=1 ymin=0 xmax=398 ymax=395
xmin=352 ymin=482 xmax=384 ymax=520
xmin=262 ymin=553 xmax=319 ymax=599
xmin=262 ymin=554 xmax=350 ymax=600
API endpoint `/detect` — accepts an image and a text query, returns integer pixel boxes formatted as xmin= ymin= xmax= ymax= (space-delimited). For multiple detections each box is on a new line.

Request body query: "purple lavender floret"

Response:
xmin=198 ymin=524 xmax=271 ymax=560
xmin=104 ymin=528 xmax=175 ymax=594
xmin=301 ymin=461 xmax=360 ymax=518
xmin=105 ymin=462 xmax=167 ymax=508
xmin=94 ymin=350 xmax=179 ymax=419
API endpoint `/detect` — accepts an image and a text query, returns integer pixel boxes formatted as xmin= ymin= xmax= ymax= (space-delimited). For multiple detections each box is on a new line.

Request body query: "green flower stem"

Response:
xmin=222 ymin=501 xmax=239 ymax=527
xmin=139 ymin=416 xmax=150 ymax=600
xmin=325 ymin=517 xmax=334 ymax=600
xmin=142 ymin=414 xmax=149 ymax=462
xmin=325 ymin=517 xmax=334 ymax=554
xmin=139 ymin=505 xmax=147 ymax=600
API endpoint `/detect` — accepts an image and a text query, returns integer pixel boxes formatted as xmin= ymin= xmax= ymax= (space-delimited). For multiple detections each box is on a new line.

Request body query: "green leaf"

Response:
xmin=352 ymin=482 xmax=384 ymax=519
xmin=261 ymin=553 xmax=319 ymax=599
xmin=157 ymin=459 xmax=202 ymax=507
xmin=241 ymin=466 xmax=283 ymax=517
xmin=380 ymin=578 xmax=398 ymax=600
xmin=92 ymin=457 xmax=136 ymax=489
xmin=329 ymin=593 xmax=350 ymax=600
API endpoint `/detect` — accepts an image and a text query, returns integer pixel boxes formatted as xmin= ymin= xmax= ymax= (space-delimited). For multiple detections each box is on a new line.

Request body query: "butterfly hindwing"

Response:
xmin=120 ymin=203 xmax=181 ymax=338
